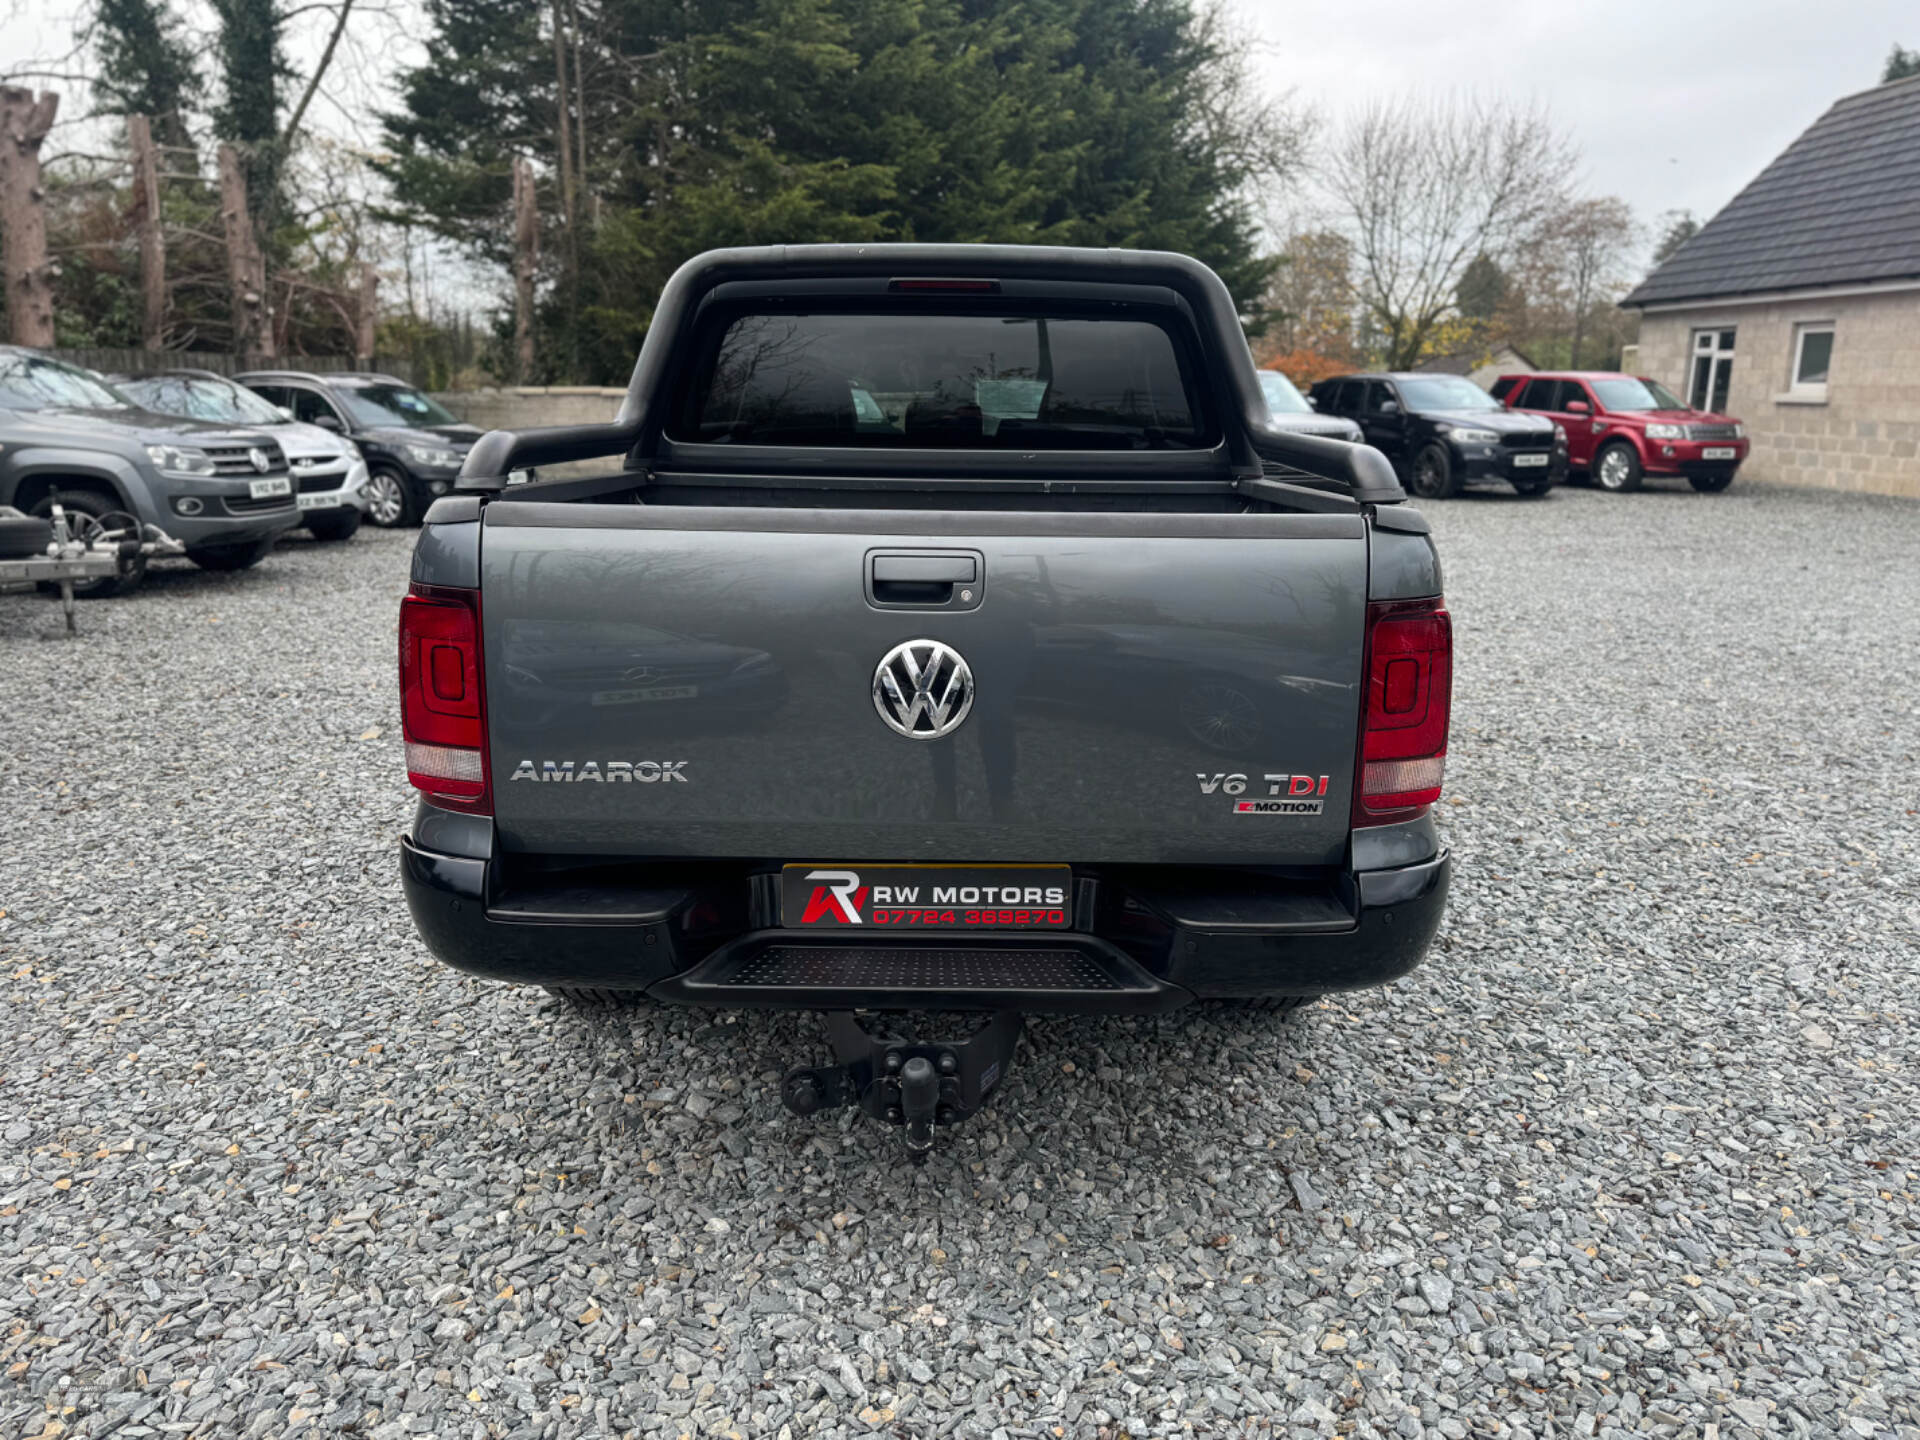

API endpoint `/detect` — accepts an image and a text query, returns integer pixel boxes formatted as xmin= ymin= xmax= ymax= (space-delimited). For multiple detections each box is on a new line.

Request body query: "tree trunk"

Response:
xmin=0 ymin=86 xmax=60 ymax=348
xmin=219 ymin=143 xmax=273 ymax=358
xmin=129 ymin=115 xmax=168 ymax=349
xmin=549 ymin=0 xmax=576 ymax=237
xmin=355 ymin=262 xmax=378 ymax=367
xmin=512 ymin=155 xmax=538 ymax=383
xmin=570 ymin=0 xmax=588 ymax=217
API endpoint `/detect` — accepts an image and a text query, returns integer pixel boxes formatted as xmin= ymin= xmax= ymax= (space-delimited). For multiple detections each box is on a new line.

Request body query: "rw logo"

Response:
xmin=799 ymin=869 xmax=867 ymax=924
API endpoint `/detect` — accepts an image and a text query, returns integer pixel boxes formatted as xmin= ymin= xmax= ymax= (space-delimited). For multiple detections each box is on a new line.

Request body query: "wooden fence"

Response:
xmin=49 ymin=348 xmax=416 ymax=384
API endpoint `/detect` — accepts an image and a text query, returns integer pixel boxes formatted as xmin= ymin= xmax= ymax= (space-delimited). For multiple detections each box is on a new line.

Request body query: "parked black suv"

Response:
xmin=233 ymin=370 xmax=482 ymax=527
xmin=0 ymin=347 xmax=299 ymax=594
xmin=1308 ymin=372 xmax=1565 ymax=498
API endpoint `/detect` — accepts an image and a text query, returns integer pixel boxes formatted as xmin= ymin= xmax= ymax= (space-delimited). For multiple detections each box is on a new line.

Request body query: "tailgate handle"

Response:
xmin=867 ymin=550 xmax=984 ymax=610
xmin=873 ymin=555 xmax=976 ymax=584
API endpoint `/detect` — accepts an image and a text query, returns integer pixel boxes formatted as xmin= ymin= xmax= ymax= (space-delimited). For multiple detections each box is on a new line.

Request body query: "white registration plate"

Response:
xmin=1512 ymin=453 xmax=1549 ymax=467
xmin=1702 ymin=446 xmax=1736 ymax=460
xmin=590 ymin=685 xmax=698 ymax=706
xmin=296 ymin=492 xmax=341 ymax=510
xmin=249 ymin=476 xmax=292 ymax=499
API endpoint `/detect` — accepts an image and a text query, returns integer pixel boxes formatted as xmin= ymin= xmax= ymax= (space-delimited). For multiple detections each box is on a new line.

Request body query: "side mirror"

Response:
xmin=1566 ymin=398 xmax=1590 ymax=414
xmin=1378 ymin=399 xmax=1399 ymax=415
xmin=1305 ymin=395 xmax=1318 ymax=410
xmin=311 ymin=413 xmax=344 ymax=432
xmin=275 ymin=406 xmax=295 ymax=421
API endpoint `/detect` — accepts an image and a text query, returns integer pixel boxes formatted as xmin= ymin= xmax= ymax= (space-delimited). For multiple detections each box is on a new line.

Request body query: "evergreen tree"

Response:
xmin=381 ymin=0 xmax=1286 ymax=381
xmin=91 ymin=0 xmax=201 ymax=155
xmin=1454 ymin=253 xmax=1505 ymax=321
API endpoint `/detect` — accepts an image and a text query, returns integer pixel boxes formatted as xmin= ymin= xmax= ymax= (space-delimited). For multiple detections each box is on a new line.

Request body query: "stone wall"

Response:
xmin=431 ymin=387 xmax=628 ymax=476
xmin=1635 ymin=289 xmax=1920 ymax=501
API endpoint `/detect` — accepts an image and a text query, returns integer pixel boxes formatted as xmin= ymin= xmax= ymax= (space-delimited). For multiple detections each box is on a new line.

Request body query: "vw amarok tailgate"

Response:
xmin=483 ymin=502 xmax=1367 ymax=866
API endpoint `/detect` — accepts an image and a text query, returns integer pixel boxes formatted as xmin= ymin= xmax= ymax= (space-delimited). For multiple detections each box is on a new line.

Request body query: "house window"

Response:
xmin=1790 ymin=323 xmax=1834 ymax=401
xmin=1689 ymin=328 xmax=1735 ymax=413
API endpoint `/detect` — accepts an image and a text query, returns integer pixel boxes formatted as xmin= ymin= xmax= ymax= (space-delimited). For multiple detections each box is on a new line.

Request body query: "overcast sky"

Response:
xmin=1229 ymin=0 xmax=1912 ymax=234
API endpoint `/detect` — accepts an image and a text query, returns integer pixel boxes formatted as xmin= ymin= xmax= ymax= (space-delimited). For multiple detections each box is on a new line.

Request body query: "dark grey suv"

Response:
xmin=0 ymin=348 xmax=299 ymax=595
xmin=234 ymin=370 xmax=482 ymax=527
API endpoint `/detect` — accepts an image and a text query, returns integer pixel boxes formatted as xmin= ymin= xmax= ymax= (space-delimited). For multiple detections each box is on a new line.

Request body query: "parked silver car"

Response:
xmin=109 ymin=370 xmax=371 ymax=541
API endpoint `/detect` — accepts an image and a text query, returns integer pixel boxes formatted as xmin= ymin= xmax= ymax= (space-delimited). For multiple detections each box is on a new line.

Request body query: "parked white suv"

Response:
xmin=110 ymin=370 xmax=370 ymax=541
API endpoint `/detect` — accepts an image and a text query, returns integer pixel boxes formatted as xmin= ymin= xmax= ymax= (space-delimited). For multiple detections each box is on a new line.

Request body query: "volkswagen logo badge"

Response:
xmin=873 ymin=639 xmax=974 ymax=740
xmin=247 ymin=447 xmax=271 ymax=473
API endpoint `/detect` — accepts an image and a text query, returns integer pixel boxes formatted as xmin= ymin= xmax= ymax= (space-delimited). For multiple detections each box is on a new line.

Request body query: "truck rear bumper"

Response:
xmin=400 ymin=826 xmax=1448 ymax=1013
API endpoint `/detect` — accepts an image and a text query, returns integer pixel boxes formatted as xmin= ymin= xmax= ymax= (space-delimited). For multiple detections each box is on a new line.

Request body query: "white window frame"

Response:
xmin=1784 ymin=321 xmax=1834 ymax=403
xmin=1689 ymin=327 xmax=1736 ymax=412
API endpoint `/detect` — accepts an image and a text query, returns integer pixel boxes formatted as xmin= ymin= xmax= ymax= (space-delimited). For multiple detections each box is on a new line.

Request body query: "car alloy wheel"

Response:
xmin=365 ymin=470 xmax=408 ymax=526
xmin=1596 ymin=445 xmax=1640 ymax=492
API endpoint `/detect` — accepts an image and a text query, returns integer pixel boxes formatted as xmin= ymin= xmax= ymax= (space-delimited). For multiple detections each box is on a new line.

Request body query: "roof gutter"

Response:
xmin=1624 ymin=275 xmax=1920 ymax=314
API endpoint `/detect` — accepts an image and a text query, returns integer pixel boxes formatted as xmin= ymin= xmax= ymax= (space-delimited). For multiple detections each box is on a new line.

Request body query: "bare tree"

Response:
xmin=1187 ymin=0 xmax=1315 ymax=239
xmin=1262 ymin=230 xmax=1356 ymax=358
xmin=0 ymin=85 xmax=60 ymax=346
xmin=1323 ymin=95 xmax=1574 ymax=369
xmin=1552 ymin=196 xmax=1637 ymax=367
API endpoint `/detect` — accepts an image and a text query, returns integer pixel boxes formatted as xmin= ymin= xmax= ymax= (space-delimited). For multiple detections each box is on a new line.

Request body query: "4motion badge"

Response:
xmin=1197 ymin=770 xmax=1331 ymax=816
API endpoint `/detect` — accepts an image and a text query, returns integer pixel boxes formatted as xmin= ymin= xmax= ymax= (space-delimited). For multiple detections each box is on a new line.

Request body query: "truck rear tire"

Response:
xmin=188 ymin=537 xmax=276 ymax=572
xmin=30 ymin=490 xmax=146 ymax=597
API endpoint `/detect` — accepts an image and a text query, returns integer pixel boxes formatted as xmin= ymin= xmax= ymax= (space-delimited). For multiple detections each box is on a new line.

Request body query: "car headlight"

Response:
xmin=1552 ymin=424 xmax=1566 ymax=443
xmin=404 ymin=443 xmax=463 ymax=468
xmin=1733 ymin=423 xmax=1746 ymax=439
xmin=1443 ymin=426 xmax=1499 ymax=444
xmin=1645 ymin=423 xmax=1684 ymax=439
xmin=144 ymin=443 xmax=216 ymax=476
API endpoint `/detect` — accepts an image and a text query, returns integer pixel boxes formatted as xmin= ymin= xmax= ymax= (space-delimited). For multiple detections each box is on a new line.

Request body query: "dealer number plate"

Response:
xmin=1702 ymin=446 xmax=1736 ymax=460
xmin=249 ymin=476 xmax=292 ymax=499
xmin=1512 ymin=453 xmax=1549 ymax=467
xmin=782 ymin=864 xmax=1073 ymax=929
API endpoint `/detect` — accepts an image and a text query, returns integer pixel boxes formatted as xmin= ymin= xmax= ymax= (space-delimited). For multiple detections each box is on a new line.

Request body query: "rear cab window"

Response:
xmin=675 ymin=308 xmax=1210 ymax=451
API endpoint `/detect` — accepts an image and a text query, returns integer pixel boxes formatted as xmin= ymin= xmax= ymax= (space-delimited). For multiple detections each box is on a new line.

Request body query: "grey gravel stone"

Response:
xmin=3 ymin=488 xmax=1919 ymax=1440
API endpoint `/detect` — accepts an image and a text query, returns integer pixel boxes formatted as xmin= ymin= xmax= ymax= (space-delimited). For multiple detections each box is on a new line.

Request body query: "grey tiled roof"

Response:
xmin=1622 ymin=74 xmax=1920 ymax=307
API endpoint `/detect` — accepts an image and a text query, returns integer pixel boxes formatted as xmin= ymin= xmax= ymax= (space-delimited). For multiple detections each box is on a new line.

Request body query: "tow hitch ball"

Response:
xmin=781 ymin=1011 xmax=1023 ymax=1163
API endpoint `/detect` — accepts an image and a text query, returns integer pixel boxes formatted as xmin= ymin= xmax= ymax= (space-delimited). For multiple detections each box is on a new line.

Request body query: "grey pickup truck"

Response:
xmin=399 ymin=245 xmax=1452 ymax=1158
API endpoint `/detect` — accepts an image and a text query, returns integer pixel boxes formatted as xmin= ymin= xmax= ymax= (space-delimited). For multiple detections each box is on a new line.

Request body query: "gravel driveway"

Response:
xmin=3 ymin=485 xmax=1915 ymax=1440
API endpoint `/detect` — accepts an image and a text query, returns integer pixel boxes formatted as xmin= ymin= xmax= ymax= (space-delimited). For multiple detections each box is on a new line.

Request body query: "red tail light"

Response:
xmin=399 ymin=581 xmax=491 ymax=814
xmin=1355 ymin=596 xmax=1451 ymax=825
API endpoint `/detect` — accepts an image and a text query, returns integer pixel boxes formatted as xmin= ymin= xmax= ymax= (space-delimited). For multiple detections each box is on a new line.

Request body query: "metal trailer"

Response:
xmin=0 ymin=504 xmax=187 ymax=633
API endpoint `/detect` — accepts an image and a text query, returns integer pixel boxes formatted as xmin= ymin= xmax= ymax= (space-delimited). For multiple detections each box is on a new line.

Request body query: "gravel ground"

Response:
xmin=3 ymin=484 xmax=1916 ymax=1440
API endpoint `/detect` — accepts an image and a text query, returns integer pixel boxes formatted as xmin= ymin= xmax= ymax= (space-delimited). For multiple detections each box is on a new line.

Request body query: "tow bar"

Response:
xmin=781 ymin=1010 xmax=1023 ymax=1163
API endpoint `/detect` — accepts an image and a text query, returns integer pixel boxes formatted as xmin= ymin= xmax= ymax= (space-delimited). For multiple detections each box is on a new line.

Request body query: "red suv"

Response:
xmin=1492 ymin=372 xmax=1748 ymax=494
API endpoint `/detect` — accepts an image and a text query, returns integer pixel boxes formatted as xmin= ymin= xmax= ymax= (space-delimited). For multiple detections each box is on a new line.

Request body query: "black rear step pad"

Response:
xmin=649 ymin=931 xmax=1187 ymax=1014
